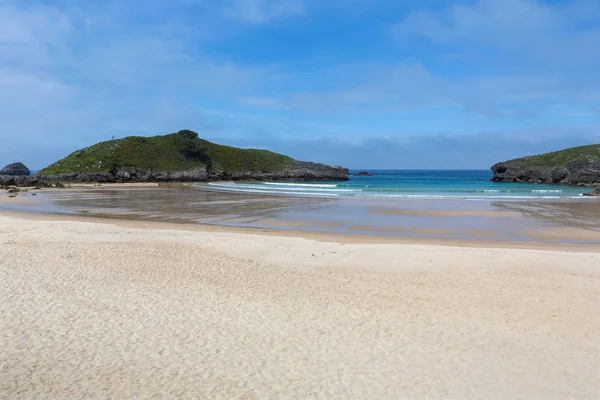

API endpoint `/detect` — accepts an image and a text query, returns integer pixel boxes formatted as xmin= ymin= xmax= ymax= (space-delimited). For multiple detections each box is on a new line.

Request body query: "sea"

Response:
xmin=201 ymin=170 xmax=593 ymax=200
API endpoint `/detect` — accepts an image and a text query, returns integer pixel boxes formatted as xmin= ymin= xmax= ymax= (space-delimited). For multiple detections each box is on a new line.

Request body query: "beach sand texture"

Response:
xmin=1 ymin=213 xmax=600 ymax=399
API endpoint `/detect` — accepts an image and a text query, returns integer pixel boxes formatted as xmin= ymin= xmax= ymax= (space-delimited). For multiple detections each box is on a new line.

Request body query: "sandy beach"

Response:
xmin=4 ymin=0 xmax=600 ymax=397
xmin=1 ymin=210 xmax=600 ymax=399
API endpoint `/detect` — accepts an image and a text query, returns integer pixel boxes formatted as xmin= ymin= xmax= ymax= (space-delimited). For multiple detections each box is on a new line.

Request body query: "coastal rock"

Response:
xmin=1 ymin=164 xmax=349 ymax=188
xmin=1 ymin=162 xmax=30 ymax=176
xmin=353 ymin=171 xmax=374 ymax=177
xmin=583 ymin=187 xmax=600 ymax=197
xmin=37 ymin=162 xmax=347 ymax=183
xmin=491 ymin=145 xmax=600 ymax=185
xmin=0 ymin=175 xmax=44 ymax=188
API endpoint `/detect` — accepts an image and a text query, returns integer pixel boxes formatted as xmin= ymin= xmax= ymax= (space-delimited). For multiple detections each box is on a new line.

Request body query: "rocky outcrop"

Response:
xmin=491 ymin=159 xmax=600 ymax=185
xmin=353 ymin=171 xmax=373 ymax=177
xmin=1 ymin=163 xmax=349 ymax=188
xmin=0 ymin=162 xmax=30 ymax=176
xmin=491 ymin=145 xmax=600 ymax=185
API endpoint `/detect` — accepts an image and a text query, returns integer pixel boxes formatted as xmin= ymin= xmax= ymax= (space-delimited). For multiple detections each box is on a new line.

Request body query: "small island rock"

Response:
xmin=353 ymin=171 xmax=373 ymax=177
xmin=1 ymin=162 xmax=30 ymax=176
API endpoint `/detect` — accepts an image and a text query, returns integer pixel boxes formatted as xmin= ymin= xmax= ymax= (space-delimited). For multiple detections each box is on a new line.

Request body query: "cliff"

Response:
xmin=2 ymin=130 xmax=348 ymax=186
xmin=490 ymin=144 xmax=600 ymax=185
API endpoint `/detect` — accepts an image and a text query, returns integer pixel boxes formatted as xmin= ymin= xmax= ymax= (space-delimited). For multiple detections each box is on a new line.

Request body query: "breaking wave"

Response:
xmin=191 ymin=181 xmax=589 ymax=200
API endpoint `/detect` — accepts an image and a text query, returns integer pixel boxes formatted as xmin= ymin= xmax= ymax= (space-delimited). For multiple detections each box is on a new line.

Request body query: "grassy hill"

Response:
xmin=502 ymin=144 xmax=600 ymax=168
xmin=491 ymin=144 xmax=600 ymax=185
xmin=39 ymin=130 xmax=295 ymax=175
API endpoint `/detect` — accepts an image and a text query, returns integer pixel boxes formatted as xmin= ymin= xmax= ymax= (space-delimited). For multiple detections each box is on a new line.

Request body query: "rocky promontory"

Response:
xmin=1 ymin=130 xmax=348 ymax=187
xmin=491 ymin=144 xmax=600 ymax=186
xmin=1 ymin=162 xmax=30 ymax=176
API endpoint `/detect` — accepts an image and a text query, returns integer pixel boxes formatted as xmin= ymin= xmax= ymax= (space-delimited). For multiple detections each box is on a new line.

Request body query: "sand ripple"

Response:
xmin=1 ymin=215 xmax=600 ymax=399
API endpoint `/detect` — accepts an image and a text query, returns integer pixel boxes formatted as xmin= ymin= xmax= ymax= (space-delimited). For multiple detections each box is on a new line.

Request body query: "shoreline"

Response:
xmin=2 ymin=208 xmax=600 ymax=252
xmin=2 ymin=182 xmax=600 ymax=248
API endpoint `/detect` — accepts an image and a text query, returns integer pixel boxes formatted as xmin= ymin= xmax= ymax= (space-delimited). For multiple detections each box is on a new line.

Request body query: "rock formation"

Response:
xmin=0 ymin=162 xmax=30 ymax=176
xmin=491 ymin=145 xmax=600 ymax=185
xmin=353 ymin=171 xmax=373 ymax=177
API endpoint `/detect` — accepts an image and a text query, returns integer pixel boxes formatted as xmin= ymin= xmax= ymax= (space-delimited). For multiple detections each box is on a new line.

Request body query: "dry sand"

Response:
xmin=1 ymin=212 xmax=600 ymax=399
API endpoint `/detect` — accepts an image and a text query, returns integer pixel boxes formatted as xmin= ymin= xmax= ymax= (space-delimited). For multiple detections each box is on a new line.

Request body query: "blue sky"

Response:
xmin=1 ymin=0 xmax=600 ymax=169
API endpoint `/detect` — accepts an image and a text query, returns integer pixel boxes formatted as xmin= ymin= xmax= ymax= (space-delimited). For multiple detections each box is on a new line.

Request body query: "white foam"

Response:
xmin=207 ymin=182 xmax=358 ymax=193
xmin=200 ymin=185 xmax=341 ymax=197
xmin=356 ymin=194 xmax=562 ymax=200
xmin=195 ymin=182 xmax=586 ymax=201
xmin=262 ymin=182 xmax=338 ymax=188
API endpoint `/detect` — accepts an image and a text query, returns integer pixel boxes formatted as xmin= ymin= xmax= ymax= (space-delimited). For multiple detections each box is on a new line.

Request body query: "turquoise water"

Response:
xmin=202 ymin=170 xmax=594 ymax=200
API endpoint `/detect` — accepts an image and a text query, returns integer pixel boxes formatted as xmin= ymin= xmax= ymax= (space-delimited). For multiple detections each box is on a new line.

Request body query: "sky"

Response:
xmin=1 ymin=0 xmax=600 ymax=170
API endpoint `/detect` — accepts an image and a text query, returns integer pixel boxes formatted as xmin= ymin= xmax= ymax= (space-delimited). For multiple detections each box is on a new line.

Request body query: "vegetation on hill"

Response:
xmin=491 ymin=144 xmax=600 ymax=185
xmin=39 ymin=130 xmax=295 ymax=175
xmin=502 ymin=144 xmax=600 ymax=168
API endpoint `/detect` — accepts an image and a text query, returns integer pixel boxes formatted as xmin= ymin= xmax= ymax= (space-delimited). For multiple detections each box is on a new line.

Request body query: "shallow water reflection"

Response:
xmin=8 ymin=185 xmax=600 ymax=244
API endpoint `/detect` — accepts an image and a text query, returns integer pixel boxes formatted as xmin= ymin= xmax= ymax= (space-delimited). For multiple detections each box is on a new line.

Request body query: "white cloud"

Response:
xmin=237 ymin=1 xmax=600 ymax=115
xmin=227 ymin=127 xmax=600 ymax=169
xmin=392 ymin=0 xmax=600 ymax=66
xmin=237 ymin=61 xmax=596 ymax=115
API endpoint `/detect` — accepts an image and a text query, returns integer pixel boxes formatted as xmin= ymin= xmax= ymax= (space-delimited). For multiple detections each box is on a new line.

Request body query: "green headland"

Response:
xmin=491 ymin=144 xmax=600 ymax=186
xmin=39 ymin=130 xmax=295 ymax=175
xmin=22 ymin=130 xmax=348 ymax=183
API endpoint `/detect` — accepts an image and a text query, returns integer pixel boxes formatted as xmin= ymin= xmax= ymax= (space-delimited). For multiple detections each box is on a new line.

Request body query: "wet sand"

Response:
xmin=0 ymin=194 xmax=38 ymax=205
xmin=1 ymin=211 xmax=600 ymax=399
xmin=348 ymin=225 xmax=376 ymax=232
xmin=3 ymin=185 xmax=600 ymax=244
xmin=256 ymin=219 xmax=318 ymax=228
xmin=408 ymin=227 xmax=460 ymax=236
xmin=370 ymin=207 xmax=523 ymax=218
xmin=460 ymin=229 xmax=501 ymax=238
xmin=524 ymin=226 xmax=600 ymax=241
